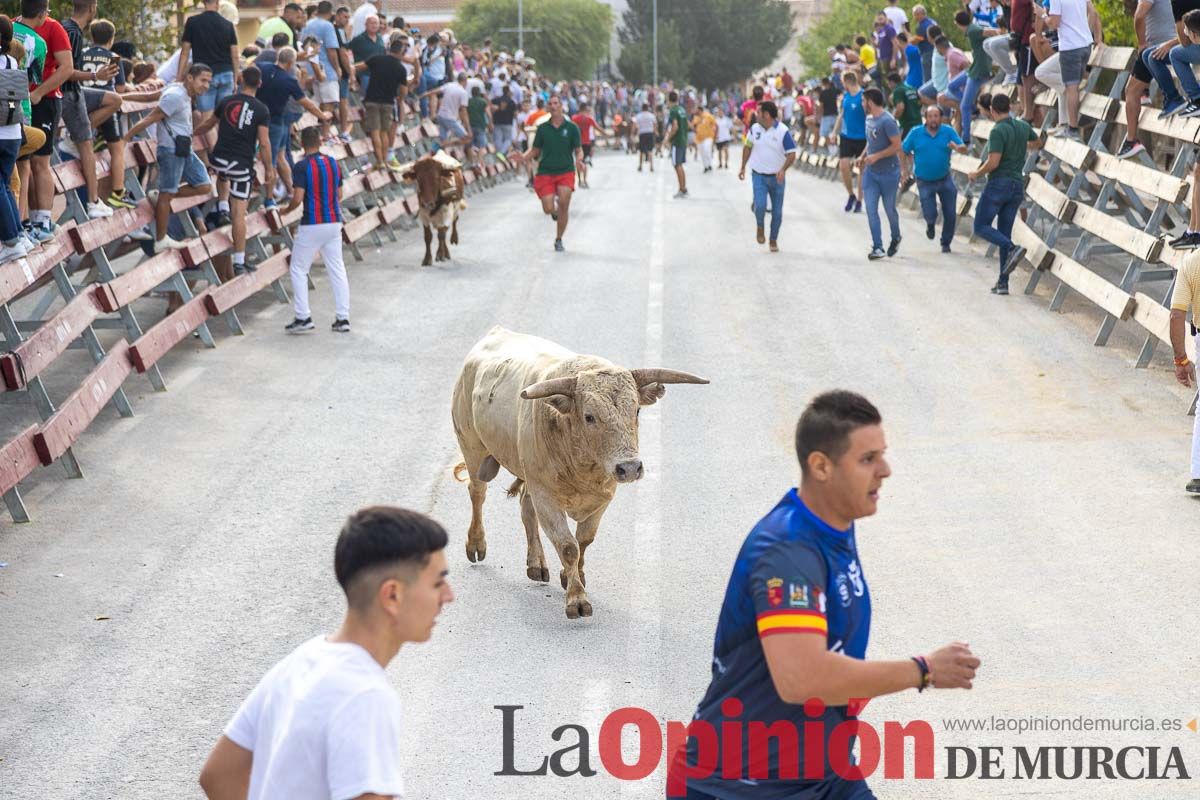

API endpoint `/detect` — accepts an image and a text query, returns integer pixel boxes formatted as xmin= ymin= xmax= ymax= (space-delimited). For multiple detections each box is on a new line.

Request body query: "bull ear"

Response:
xmin=638 ymin=382 xmax=665 ymax=406
xmin=542 ymin=395 xmax=574 ymax=415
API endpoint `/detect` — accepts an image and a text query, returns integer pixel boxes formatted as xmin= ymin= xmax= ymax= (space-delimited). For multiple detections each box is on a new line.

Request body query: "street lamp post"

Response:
xmin=518 ymin=0 xmax=523 ymax=53
xmin=652 ymin=0 xmax=658 ymax=87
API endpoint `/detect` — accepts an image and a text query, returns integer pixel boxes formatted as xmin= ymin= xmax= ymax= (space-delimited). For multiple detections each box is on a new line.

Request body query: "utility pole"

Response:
xmin=498 ymin=0 xmax=540 ymax=54
xmin=652 ymin=0 xmax=658 ymax=87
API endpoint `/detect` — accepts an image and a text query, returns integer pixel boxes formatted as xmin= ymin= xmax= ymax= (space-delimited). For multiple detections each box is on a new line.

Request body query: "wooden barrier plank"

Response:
xmin=203 ymin=250 xmax=290 ymax=316
xmin=1131 ymin=292 xmax=1197 ymax=357
xmin=196 ymin=210 xmax=275 ymax=260
xmin=101 ymin=251 xmax=186 ymax=311
xmin=950 ymin=152 xmax=982 ymax=175
xmin=0 ymin=238 xmax=73 ymax=307
xmin=169 ymin=189 xmax=216 ymax=214
xmin=32 ymin=339 xmax=133 ymax=466
xmin=1070 ymin=200 xmax=1164 ymax=262
xmin=127 ymin=291 xmax=212 ymax=373
xmin=1080 ymin=92 xmax=1118 ymax=123
xmin=377 ymin=197 xmax=407 ymax=226
xmin=0 ymin=287 xmax=106 ymax=391
xmin=1027 ymin=173 xmax=1076 ymax=221
xmin=67 ymin=203 xmax=154 ymax=255
xmin=1120 ymin=101 xmax=1200 ymax=144
xmin=1011 ymin=216 xmax=1055 ymax=271
xmin=1041 ymin=136 xmax=1095 ymax=171
xmin=0 ymin=424 xmax=40 ymax=495
xmin=971 ymin=118 xmax=995 ymax=142
xmin=1089 ymin=44 xmax=1137 ymax=72
xmin=1047 ymin=252 xmax=1137 ymax=320
xmin=342 ymin=211 xmax=382 ymax=242
xmin=1092 ymin=151 xmax=1189 ymax=204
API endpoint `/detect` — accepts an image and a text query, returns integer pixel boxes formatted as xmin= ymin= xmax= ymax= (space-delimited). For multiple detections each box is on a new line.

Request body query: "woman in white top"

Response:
xmin=715 ymin=107 xmax=734 ymax=169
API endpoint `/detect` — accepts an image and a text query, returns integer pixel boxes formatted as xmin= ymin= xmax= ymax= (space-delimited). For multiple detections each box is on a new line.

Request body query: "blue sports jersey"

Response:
xmin=292 ymin=153 xmax=343 ymax=225
xmin=677 ymin=489 xmax=873 ymax=799
xmin=841 ymin=90 xmax=866 ymax=140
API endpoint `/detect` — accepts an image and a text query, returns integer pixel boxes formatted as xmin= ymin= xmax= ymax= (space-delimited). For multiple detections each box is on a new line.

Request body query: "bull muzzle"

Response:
xmin=614 ymin=459 xmax=644 ymax=483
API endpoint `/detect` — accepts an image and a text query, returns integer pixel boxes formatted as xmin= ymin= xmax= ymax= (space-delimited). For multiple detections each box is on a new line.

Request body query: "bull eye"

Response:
xmin=584 ymin=413 xmax=596 ymax=424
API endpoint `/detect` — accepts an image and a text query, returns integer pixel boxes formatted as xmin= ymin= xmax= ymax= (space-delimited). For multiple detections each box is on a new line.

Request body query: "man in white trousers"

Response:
xmin=1169 ymin=253 xmax=1200 ymax=494
xmin=282 ymin=125 xmax=351 ymax=333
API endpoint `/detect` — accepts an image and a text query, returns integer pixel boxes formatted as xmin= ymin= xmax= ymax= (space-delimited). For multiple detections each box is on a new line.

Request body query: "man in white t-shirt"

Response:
xmin=883 ymin=3 xmax=909 ymax=33
xmin=437 ymin=71 xmax=472 ymax=146
xmin=738 ymin=100 xmax=797 ymax=252
xmin=634 ymin=103 xmax=657 ymax=172
xmin=199 ymin=507 xmax=455 ymax=800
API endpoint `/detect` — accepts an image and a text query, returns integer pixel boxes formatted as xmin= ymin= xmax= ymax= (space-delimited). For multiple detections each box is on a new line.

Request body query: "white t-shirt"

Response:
xmin=438 ymin=81 xmax=470 ymax=121
xmin=224 ymin=636 xmax=405 ymax=800
xmin=883 ymin=5 xmax=909 ymax=31
xmin=778 ymin=94 xmax=796 ymax=122
xmin=1048 ymin=0 xmax=1093 ymax=50
xmin=745 ymin=120 xmax=798 ymax=174
xmin=716 ymin=116 xmax=733 ymax=142
xmin=635 ymin=110 xmax=656 ymax=134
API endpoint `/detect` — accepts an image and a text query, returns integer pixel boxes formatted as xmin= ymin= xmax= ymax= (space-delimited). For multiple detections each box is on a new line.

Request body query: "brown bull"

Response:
xmin=403 ymin=153 xmax=466 ymax=266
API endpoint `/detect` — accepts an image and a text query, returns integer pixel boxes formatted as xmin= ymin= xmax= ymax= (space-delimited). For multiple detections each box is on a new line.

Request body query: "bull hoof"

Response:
xmin=527 ymin=566 xmax=550 ymax=582
xmin=421 ymin=257 xmax=432 ymax=267
xmin=450 ymin=233 xmax=459 ymax=245
xmin=465 ymin=539 xmax=487 ymax=563
xmin=565 ymin=598 xmax=593 ymax=619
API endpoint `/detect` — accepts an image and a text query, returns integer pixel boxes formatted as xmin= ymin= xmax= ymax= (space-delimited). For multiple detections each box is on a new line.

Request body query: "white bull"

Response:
xmin=451 ymin=326 xmax=708 ymax=618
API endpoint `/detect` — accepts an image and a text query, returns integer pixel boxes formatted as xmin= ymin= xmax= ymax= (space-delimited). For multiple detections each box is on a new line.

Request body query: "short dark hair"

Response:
xmin=284 ymin=2 xmax=302 ymax=11
xmin=795 ymin=391 xmax=882 ymax=473
xmin=896 ymin=31 xmax=908 ymax=42
xmin=72 ymin=0 xmax=95 ymax=14
xmin=317 ymin=0 xmax=333 ymax=14
xmin=927 ymin=24 xmax=943 ymax=39
xmin=20 ymin=0 xmax=47 ymax=19
xmin=668 ymin=90 xmax=678 ymax=102
xmin=1185 ymin=8 xmax=1200 ymax=33
xmin=389 ymin=37 xmax=406 ymax=53
xmin=990 ymin=93 xmax=1011 ymax=113
xmin=188 ymin=62 xmax=212 ymax=78
xmin=335 ymin=4 xmax=349 ymax=13
xmin=758 ymin=100 xmax=778 ymax=118
xmin=887 ymin=71 xmax=901 ymax=84
xmin=241 ymin=64 xmax=262 ymax=88
xmin=863 ymin=87 xmax=884 ymax=107
xmin=300 ymin=125 xmax=322 ymax=148
xmin=855 ymin=35 xmax=866 ymax=46
xmin=271 ymin=31 xmax=290 ymax=47
xmin=752 ymin=85 xmax=764 ymax=100
xmin=335 ymin=507 xmax=449 ymax=607
xmin=954 ymin=9 xmax=971 ymax=25
xmin=90 ymin=18 xmax=115 ymax=45
xmin=934 ymin=35 xmax=950 ymax=48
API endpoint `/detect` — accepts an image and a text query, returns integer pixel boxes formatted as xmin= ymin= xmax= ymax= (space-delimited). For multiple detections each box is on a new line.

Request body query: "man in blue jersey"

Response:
xmin=282 ymin=126 xmax=350 ymax=333
xmin=670 ymin=391 xmax=981 ymax=799
xmin=835 ymin=71 xmax=865 ymax=213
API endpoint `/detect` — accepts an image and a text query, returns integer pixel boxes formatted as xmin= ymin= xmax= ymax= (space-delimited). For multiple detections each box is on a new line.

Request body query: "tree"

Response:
xmin=797 ymin=0 xmax=966 ymax=78
xmin=618 ymin=0 xmax=793 ymax=89
xmin=0 ymin=0 xmax=178 ymax=58
xmin=616 ymin=20 xmax=688 ymax=86
xmin=454 ymin=0 xmax=613 ymax=80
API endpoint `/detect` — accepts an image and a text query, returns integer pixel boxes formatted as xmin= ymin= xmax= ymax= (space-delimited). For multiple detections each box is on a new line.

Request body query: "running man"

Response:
xmin=664 ymin=90 xmax=689 ymax=198
xmin=198 ymin=506 xmax=454 ymax=799
xmin=196 ymin=65 xmax=275 ymax=278
xmin=634 ymin=102 xmax=656 ymax=172
xmin=522 ymin=94 xmax=581 ymax=253
xmin=835 ymin=71 xmax=866 ymax=213
xmin=282 ymin=126 xmax=351 ymax=333
xmin=714 ymin=106 xmax=733 ymax=168
xmin=669 ymin=391 xmax=981 ymax=799
xmin=738 ymin=100 xmax=796 ymax=253
xmin=571 ymin=101 xmax=598 ymax=188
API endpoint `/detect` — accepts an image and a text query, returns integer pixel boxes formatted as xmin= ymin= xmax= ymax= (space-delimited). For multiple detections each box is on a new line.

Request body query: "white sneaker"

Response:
xmin=0 ymin=243 xmax=26 ymax=262
xmin=87 ymin=200 xmax=114 ymax=219
xmin=155 ymin=236 xmax=188 ymax=251
xmin=9 ymin=236 xmax=34 ymax=256
xmin=128 ymin=224 xmax=155 ymax=242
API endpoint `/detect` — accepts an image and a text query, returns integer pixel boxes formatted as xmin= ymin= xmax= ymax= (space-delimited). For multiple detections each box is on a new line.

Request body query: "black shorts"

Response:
xmin=716 ymin=139 xmax=730 ymax=150
xmin=30 ymin=96 xmax=61 ymax=157
xmin=638 ymin=132 xmax=654 ymax=153
xmin=839 ymin=137 xmax=866 ymax=159
xmin=1017 ymin=42 xmax=1038 ymax=78
xmin=582 ymin=142 xmax=593 ymax=158
xmin=210 ymin=155 xmax=254 ymax=200
xmin=1131 ymin=46 xmax=1154 ymax=84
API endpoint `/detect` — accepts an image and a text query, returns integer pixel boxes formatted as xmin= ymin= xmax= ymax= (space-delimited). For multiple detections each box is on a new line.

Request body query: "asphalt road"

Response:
xmin=2 ymin=149 xmax=1198 ymax=799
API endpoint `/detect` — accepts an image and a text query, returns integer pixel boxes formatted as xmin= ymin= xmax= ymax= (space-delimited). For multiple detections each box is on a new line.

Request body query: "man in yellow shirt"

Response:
xmin=856 ymin=34 xmax=877 ymax=84
xmin=1169 ymin=254 xmax=1200 ymax=493
xmin=694 ymin=106 xmax=716 ymax=172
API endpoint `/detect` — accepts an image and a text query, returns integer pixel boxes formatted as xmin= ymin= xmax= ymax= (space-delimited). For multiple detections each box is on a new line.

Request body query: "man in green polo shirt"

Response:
xmin=890 ymin=72 xmax=921 ymax=192
xmin=968 ymin=94 xmax=1041 ymax=295
xmin=526 ymin=94 xmax=581 ymax=252
xmin=664 ymin=90 xmax=689 ymax=198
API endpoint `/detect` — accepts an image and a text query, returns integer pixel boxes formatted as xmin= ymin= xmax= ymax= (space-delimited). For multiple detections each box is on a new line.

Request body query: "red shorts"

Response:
xmin=534 ymin=172 xmax=575 ymax=198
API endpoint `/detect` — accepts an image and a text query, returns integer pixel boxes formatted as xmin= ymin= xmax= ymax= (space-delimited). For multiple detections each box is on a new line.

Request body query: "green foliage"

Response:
xmin=616 ymin=19 xmax=687 ymax=85
xmin=1095 ymin=0 xmax=1135 ymax=47
xmin=0 ymin=0 xmax=179 ymax=58
xmin=618 ymin=0 xmax=794 ymax=88
xmin=453 ymin=0 xmax=614 ymax=79
xmin=798 ymin=0 xmax=967 ymax=78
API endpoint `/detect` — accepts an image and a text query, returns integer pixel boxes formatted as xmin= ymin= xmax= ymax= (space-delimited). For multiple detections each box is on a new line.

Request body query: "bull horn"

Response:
xmin=520 ymin=376 xmax=577 ymax=399
xmin=630 ymin=369 xmax=710 ymax=386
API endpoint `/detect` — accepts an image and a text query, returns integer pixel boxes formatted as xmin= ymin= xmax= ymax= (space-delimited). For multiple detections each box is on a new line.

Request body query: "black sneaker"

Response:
xmin=1183 ymin=100 xmax=1200 ymax=118
xmin=844 ymin=194 xmax=855 ymax=212
xmin=926 ymin=222 xmax=935 ymax=240
xmin=1186 ymin=478 xmax=1200 ymax=494
xmin=1002 ymin=245 xmax=1027 ymax=277
xmin=285 ymin=317 xmax=314 ymax=333
xmin=990 ymin=283 xmax=1009 ymax=295
xmin=331 ymin=317 xmax=350 ymax=333
xmin=215 ymin=210 xmax=232 ymax=227
xmin=853 ymin=199 xmax=862 ymax=213
xmin=1116 ymin=139 xmax=1146 ymax=160
xmin=554 ymin=238 xmax=565 ymax=252
xmin=1169 ymin=231 xmax=1200 ymax=250
xmin=887 ymin=237 xmax=901 ymax=257
xmin=941 ymin=242 xmax=951 ymax=253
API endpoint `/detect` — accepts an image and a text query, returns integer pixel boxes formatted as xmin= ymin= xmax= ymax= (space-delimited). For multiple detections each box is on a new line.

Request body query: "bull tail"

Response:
xmin=453 ymin=462 xmax=469 ymax=482
xmin=506 ymin=478 xmax=524 ymax=499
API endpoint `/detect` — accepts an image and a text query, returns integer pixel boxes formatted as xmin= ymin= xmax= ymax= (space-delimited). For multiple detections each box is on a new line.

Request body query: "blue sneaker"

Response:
xmin=843 ymin=194 xmax=855 ymax=212
xmin=1159 ymin=98 xmax=1187 ymax=119
xmin=27 ymin=225 xmax=53 ymax=243
xmin=263 ymin=198 xmax=277 ymax=209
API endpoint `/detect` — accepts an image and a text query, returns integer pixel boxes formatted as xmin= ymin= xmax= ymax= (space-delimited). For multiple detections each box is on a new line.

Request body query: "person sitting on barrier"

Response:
xmin=1039 ymin=0 xmax=1100 ymax=140
xmin=967 ymin=94 xmax=1042 ymax=295
xmin=121 ymin=62 xmax=214 ymax=252
xmin=199 ymin=506 xmax=454 ymax=800
xmin=932 ymin=33 xmax=969 ymax=125
xmin=1115 ymin=0 xmax=1176 ymax=158
xmin=1167 ymin=255 xmax=1200 ymax=494
xmin=195 ymin=64 xmax=275 ymax=277
xmin=282 ymin=125 xmax=350 ymax=333
xmin=954 ymin=9 xmax=999 ymax=143
xmin=902 ymin=104 xmax=967 ymax=253
xmin=81 ymin=18 xmax=148 ymax=212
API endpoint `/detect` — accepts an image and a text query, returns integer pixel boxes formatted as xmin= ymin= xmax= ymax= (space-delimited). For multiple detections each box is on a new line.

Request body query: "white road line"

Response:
xmin=619 ymin=166 xmax=667 ymax=797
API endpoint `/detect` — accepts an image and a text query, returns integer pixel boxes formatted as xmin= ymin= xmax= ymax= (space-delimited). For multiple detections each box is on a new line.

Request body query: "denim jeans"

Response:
xmin=961 ymin=76 xmax=984 ymax=141
xmin=973 ymin=175 xmax=1024 ymax=286
xmin=197 ymin=70 xmax=235 ymax=113
xmin=0 ymin=138 xmax=19 ymax=242
xmin=1142 ymin=46 xmax=1182 ymax=106
xmin=862 ymin=164 xmax=900 ymax=250
xmin=1169 ymin=43 xmax=1200 ymax=101
xmin=752 ymin=171 xmax=786 ymax=241
xmin=917 ymin=174 xmax=957 ymax=245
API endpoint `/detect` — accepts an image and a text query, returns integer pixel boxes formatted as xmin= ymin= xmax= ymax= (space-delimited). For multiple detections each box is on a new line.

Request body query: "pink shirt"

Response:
xmin=946 ymin=47 xmax=969 ymax=78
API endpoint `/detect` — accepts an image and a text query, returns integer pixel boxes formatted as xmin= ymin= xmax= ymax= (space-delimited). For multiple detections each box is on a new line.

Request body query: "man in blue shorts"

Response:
xmin=670 ymin=390 xmax=981 ymax=799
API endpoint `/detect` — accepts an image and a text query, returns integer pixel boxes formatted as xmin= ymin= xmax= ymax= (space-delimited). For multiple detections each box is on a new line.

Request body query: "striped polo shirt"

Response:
xmin=292 ymin=153 xmax=343 ymax=225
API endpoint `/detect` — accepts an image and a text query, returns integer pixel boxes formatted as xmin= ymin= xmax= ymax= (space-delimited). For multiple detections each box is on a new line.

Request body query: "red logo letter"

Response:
xmin=599 ymin=707 xmax=663 ymax=782
xmin=664 ymin=719 xmax=718 ymax=798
